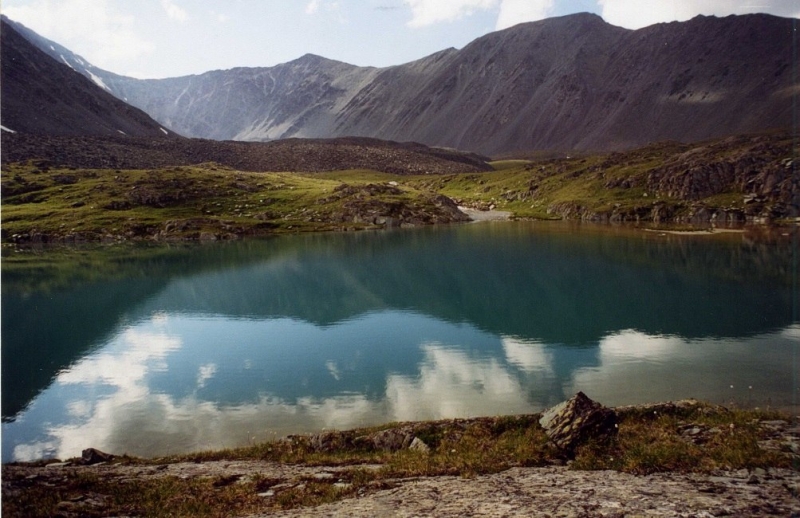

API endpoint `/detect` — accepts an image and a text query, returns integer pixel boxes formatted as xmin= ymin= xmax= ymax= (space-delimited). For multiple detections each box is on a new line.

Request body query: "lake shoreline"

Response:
xmin=3 ymin=211 xmax=796 ymax=248
xmin=643 ymin=227 xmax=746 ymax=236
xmin=3 ymin=400 xmax=798 ymax=517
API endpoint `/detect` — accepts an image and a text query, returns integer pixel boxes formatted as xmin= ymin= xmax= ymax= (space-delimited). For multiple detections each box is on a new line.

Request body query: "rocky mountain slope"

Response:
xmin=0 ymin=133 xmax=490 ymax=174
xmin=8 ymin=13 xmax=796 ymax=155
xmin=0 ymin=18 xmax=176 ymax=138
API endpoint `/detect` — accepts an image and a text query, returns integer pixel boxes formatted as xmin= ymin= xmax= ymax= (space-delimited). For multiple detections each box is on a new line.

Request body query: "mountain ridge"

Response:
xmin=4 ymin=12 xmax=796 ymax=155
xmin=0 ymin=18 xmax=176 ymax=138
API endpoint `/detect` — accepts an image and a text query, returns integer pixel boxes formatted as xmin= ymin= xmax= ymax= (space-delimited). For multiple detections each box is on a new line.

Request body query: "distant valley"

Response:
xmin=0 ymin=12 xmax=796 ymax=244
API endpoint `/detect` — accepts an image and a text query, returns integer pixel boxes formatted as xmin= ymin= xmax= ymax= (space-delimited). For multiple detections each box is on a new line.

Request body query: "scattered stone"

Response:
xmin=44 ymin=461 xmax=72 ymax=469
xmin=678 ymin=423 xmax=723 ymax=445
xmin=212 ymin=474 xmax=243 ymax=487
xmin=370 ymin=428 xmax=415 ymax=451
xmin=539 ymin=392 xmax=618 ymax=456
xmin=309 ymin=431 xmax=355 ymax=452
xmin=81 ymin=448 xmax=114 ymax=465
xmin=409 ymin=437 xmax=431 ymax=453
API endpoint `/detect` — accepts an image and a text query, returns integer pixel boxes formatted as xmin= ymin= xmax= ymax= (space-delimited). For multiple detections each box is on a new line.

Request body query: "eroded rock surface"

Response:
xmin=263 ymin=466 xmax=800 ymax=517
xmin=539 ymin=391 xmax=618 ymax=456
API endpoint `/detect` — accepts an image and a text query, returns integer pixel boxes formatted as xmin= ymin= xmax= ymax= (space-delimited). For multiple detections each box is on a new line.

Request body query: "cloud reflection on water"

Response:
xmin=385 ymin=342 xmax=532 ymax=422
xmin=5 ymin=313 xmax=798 ymax=462
xmin=569 ymin=326 xmax=799 ymax=408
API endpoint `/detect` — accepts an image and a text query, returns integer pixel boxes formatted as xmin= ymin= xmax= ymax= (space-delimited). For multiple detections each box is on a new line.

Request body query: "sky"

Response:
xmin=2 ymin=0 xmax=798 ymax=79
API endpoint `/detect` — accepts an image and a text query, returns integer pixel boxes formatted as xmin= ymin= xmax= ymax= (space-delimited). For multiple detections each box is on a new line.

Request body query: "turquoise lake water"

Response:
xmin=2 ymin=221 xmax=797 ymax=462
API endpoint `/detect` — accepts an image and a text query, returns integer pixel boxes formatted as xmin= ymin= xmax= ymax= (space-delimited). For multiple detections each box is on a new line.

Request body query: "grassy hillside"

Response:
xmin=1 ymin=165 xmax=467 ymax=242
xmin=2 ymin=132 xmax=795 ymax=244
xmin=418 ymin=131 xmax=795 ymax=224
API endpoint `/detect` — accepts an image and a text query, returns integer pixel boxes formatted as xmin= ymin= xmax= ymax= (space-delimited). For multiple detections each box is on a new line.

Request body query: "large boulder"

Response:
xmin=539 ymin=392 xmax=618 ymax=457
xmin=81 ymin=448 xmax=114 ymax=465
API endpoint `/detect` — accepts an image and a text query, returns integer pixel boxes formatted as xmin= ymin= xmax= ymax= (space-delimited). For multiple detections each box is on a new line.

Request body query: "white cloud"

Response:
xmin=567 ymin=327 xmax=798 ymax=408
xmin=502 ymin=336 xmax=552 ymax=372
xmin=405 ymin=0 xmax=555 ymax=29
xmin=496 ymin=0 xmax=553 ymax=30
xmin=385 ymin=343 xmax=531 ymax=420
xmin=196 ymin=363 xmax=217 ymax=388
xmin=325 ymin=360 xmax=341 ymax=380
xmin=599 ymin=0 xmax=800 ymax=29
xmin=304 ymin=0 xmax=345 ymax=22
xmin=406 ymin=0 xmax=498 ymax=27
xmin=2 ymin=0 xmax=155 ymax=73
xmin=161 ymin=0 xmax=188 ymax=23
xmin=214 ymin=12 xmax=230 ymax=23
xmin=306 ymin=0 xmax=321 ymax=15
xmin=57 ymin=328 xmax=181 ymax=389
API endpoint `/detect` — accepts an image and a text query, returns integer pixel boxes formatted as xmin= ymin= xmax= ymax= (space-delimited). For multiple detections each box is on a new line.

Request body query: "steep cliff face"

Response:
xmin=7 ymin=13 xmax=796 ymax=155
xmin=0 ymin=19 xmax=175 ymax=138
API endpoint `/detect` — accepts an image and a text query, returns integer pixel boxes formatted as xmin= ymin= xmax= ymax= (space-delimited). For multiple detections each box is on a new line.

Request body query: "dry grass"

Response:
xmin=3 ymin=404 xmax=794 ymax=517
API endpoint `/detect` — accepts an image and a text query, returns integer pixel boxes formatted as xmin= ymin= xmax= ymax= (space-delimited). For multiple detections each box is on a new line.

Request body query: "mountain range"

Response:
xmin=2 ymin=13 xmax=796 ymax=155
xmin=0 ymin=18 xmax=174 ymax=138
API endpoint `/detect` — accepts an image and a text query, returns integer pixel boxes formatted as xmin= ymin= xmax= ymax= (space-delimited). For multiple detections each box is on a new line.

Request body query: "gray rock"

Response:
xmin=370 ymin=428 xmax=415 ymax=451
xmin=44 ymin=461 xmax=72 ymax=469
xmin=409 ymin=437 xmax=431 ymax=453
xmin=81 ymin=448 xmax=114 ymax=465
xmin=539 ymin=392 xmax=618 ymax=456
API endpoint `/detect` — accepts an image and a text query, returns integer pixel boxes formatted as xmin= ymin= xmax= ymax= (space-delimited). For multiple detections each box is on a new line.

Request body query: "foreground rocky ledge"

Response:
xmin=5 ymin=460 xmax=796 ymax=517
xmin=3 ymin=399 xmax=798 ymax=517
xmin=263 ymin=465 xmax=799 ymax=517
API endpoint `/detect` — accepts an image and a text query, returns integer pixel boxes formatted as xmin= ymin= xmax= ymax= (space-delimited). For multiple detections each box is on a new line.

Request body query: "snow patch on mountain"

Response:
xmin=87 ymin=70 xmax=110 ymax=91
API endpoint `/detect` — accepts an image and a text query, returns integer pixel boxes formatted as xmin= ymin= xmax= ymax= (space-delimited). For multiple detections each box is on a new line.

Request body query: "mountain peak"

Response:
xmin=5 ymin=14 xmax=794 ymax=154
xmin=291 ymin=53 xmax=335 ymax=66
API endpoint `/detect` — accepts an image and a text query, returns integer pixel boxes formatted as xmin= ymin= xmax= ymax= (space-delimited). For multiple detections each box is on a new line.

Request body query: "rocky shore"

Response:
xmin=4 ymin=459 xmax=797 ymax=517
xmin=3 ymin=397 xmax=798 ymax=517
xmin=263 ymin=465 xmax=800 ymax=517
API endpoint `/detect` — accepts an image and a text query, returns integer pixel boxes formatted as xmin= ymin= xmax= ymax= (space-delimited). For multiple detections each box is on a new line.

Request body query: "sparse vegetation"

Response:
xmin=0 ymin=165 xmax=466 ymax=242
xmin=3 ymin=131 xmax=793 ymax=245
xmin=2 ymin=404 xmax=794 ymax=517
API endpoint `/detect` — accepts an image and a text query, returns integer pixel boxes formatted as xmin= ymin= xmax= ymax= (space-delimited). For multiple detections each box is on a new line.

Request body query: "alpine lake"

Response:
xmin=2 ymin=220 xmax=798 ymax=463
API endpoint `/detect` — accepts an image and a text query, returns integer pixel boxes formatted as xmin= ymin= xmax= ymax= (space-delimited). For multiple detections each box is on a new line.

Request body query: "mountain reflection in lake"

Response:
xmin=2 ymin=222 xmax=797 ymax=462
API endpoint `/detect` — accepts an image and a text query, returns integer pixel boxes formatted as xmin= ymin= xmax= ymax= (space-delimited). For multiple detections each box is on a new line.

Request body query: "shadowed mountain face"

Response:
xmin=0 ymin=19 xmax=175 ymax=138
xmin=9 ymin=13 xmax=795 ymax=155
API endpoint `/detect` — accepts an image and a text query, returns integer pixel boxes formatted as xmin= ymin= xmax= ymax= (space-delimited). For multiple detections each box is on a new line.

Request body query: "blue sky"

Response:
xmin=2 ymin=0 xmax=798 ymax=78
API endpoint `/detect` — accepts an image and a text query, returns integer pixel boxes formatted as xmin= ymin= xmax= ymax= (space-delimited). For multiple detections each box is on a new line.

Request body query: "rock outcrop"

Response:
xmin=539 ymin=392 xmax=618 ymax=456
xmin=304 ymin=425 xmax=431 ymax=453
xmin=81 ymin=448 xmax=114 ymax=465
